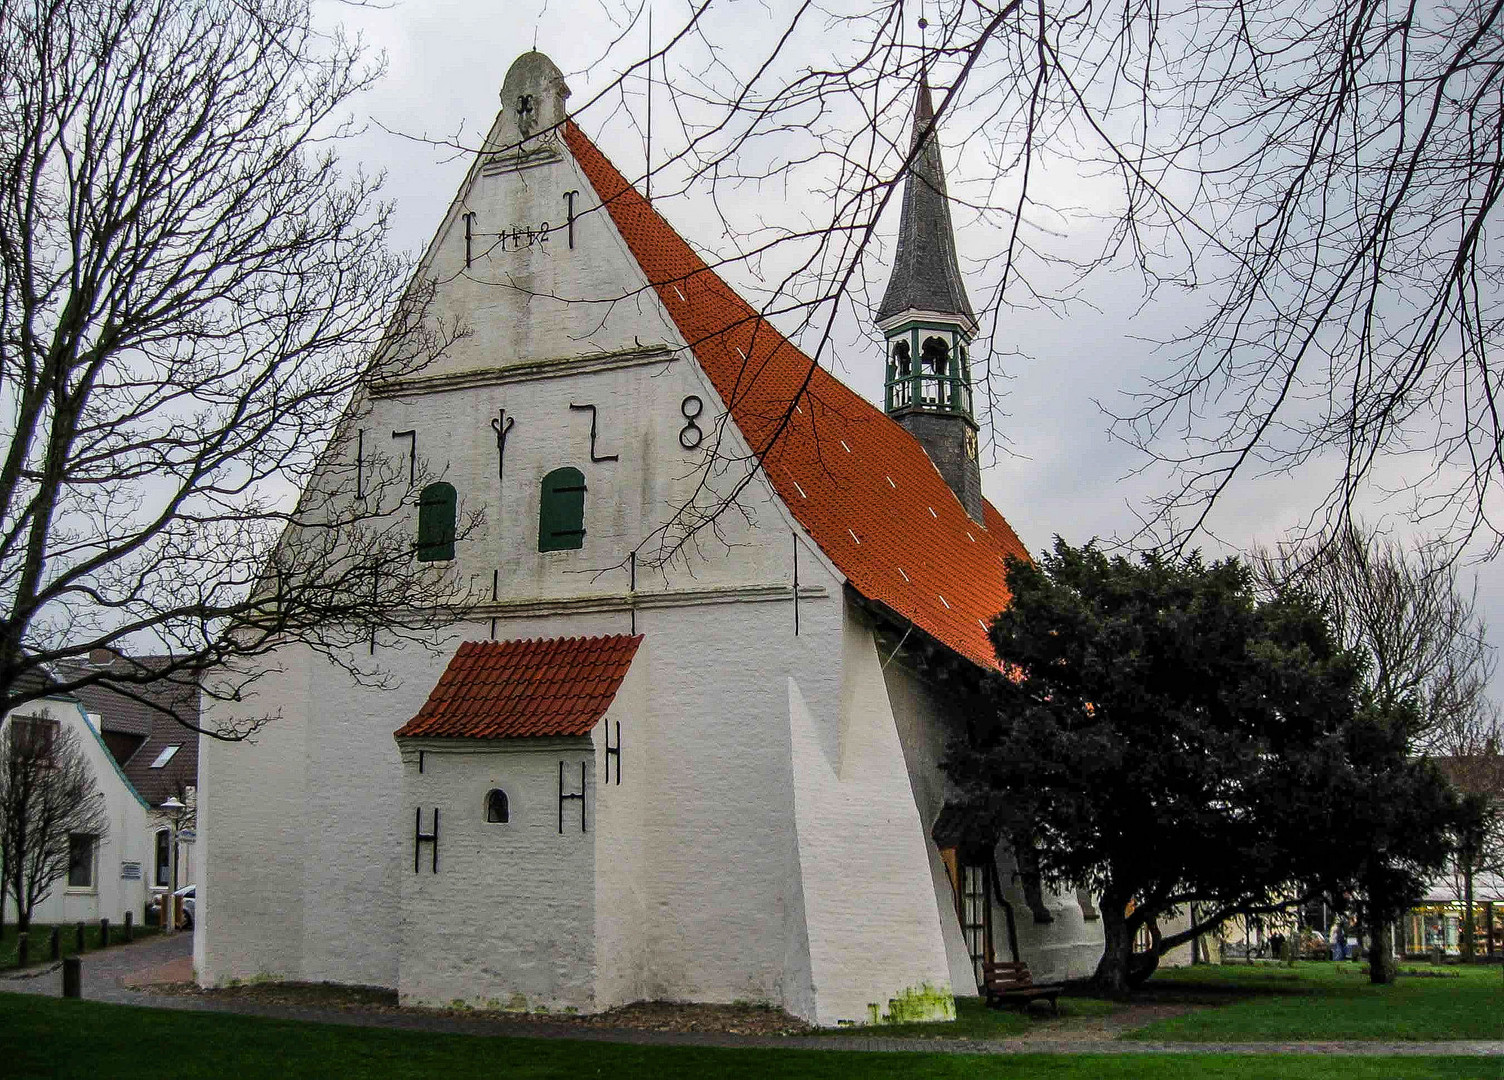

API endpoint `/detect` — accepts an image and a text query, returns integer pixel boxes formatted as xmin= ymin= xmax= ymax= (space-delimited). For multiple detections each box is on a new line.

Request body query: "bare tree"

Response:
xmin=1255 ymin=523 xmax=1499 ymax=967
xmin=9 ymin=0 xmax=1490 ymax=730
xmin=1253 ymin=524 xmax=1495 ymax=754
xmin=0 ymin=0 xmax=474 ymax=734
xmin=493 ymin=0 xmax=1504 ymax=562
xmin=0 ymin=717 xmax=109 ymax=933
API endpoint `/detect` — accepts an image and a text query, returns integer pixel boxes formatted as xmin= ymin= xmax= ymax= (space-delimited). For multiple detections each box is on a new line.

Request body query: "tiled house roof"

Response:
xmin=563 ymin=122 xmax=1028 ymax=671
xmin=62 ymin=662 xmax=200 ymax=807
xmin=395 ymin=636 xmax=643 ymax=740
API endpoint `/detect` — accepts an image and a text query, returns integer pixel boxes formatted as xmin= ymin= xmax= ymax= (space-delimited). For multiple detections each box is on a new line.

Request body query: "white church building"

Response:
xmin=196 ymin=51 xmax=1104 ymax=1026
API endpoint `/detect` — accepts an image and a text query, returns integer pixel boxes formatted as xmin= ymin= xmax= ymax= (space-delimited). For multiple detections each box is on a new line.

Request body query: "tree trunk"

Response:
xmin=1462 ymin=863 xmax=1475 ymax=963
xmin=9 ymin=866 xmax=27 ymax=934
xmin=1090 ymin=893 xmax=1135 ymax=997
xmin=1368 ymin=919 xmax=1396 ymax=985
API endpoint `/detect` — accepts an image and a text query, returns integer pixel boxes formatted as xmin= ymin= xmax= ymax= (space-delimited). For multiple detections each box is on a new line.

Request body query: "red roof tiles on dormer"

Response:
xmin=562 ymin=123 xmax=1027 ymax=670
xmin=394 ymin=635 xmax=642 ymax=740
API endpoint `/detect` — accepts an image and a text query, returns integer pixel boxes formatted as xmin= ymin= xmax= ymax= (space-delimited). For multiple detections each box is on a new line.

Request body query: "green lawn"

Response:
xmin=0 ymin=921 xmax=158 ymax=968
xmin=0 ymin=994 xmax=1492 ymax=1080
xmin=1128 ymin=962 xmax=1504 ymax=1042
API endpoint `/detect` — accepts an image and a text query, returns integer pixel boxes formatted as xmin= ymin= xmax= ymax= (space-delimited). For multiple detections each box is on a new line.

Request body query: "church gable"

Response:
xmin=329 ymin=53 xmax=811 ymax=605
xmin=401 ymin=52 xmax=680 ymax=380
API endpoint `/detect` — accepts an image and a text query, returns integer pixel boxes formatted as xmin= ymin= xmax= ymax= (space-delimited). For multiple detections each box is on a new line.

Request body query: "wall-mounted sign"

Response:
xmin=120 ymin=861 xmax=142 ymax=881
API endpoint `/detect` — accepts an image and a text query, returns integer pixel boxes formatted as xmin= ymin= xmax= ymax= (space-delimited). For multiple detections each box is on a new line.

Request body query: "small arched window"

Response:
xmin=416 ymin=482 xmax=457 ymax=562
xmin=921 ymin=336 xmax=950 ymax=375
xmin=538 ymin=467 xmax=586 ymax=552
xmin=892 ymin=340 xmax=911 ymax=378
xmin=485 ymin=788 xmax=510 ymax=823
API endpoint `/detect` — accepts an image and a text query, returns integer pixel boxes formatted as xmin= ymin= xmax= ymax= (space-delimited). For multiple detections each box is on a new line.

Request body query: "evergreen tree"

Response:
xmin=947 ymin=539 xmax=1468 ymax=995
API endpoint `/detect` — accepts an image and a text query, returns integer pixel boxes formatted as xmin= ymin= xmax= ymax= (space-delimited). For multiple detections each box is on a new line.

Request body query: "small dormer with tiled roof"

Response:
xmin=877 ymin=71 xmax=983 ymax=522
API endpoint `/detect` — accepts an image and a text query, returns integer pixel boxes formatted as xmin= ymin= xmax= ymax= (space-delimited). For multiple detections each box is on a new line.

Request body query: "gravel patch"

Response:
xmin=137 ymin=981 xmax=813 ymax=1036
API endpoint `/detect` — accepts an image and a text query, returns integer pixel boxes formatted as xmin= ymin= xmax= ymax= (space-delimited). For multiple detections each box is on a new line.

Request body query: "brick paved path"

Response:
xmin=5 ymin=933 xmax=1501 ymax=1057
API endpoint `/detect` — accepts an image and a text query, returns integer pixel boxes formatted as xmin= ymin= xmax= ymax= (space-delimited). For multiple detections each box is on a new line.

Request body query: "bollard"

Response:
xmin=49 ymin=926 xmax=59 ymax=961
xmin=16 ymin=932 xmax=27 ymax=968
xmin=61 ymin=956 xmax=80 ymax=998
xmin=124 ymin=910 xmax=133 ymax=941
xmin=99 ymin=917 xmax=109 ymax=948
xmin=74 ymin=921 xmax=85 ymax=953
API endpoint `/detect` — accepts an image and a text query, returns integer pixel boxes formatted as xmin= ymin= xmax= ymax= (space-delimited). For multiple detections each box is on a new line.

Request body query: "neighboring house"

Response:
xmin=0 ymin=655 xmax=201 ymax=928
xmin=197 ymin=52 xmax=1104 ymax=1025
xmin=0 ymin=671 xmax=155 ymax=927
xmin=58 ymin=653 xmax=200 ymax=901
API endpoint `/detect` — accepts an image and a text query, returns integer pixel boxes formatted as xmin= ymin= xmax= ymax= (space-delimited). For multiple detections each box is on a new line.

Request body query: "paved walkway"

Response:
xmin=4 ymin=934 xmax=1502 ymax=1057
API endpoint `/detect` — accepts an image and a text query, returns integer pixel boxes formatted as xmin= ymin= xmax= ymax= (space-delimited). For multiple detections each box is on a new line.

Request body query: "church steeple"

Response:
xmin=878 ymin=70 xmax=975 ymax=325
xmin=878 ymin=71 xmax=983 ymax=522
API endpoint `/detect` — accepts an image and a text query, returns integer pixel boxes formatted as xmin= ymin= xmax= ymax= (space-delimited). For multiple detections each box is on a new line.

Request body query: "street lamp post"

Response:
xmin=159 ymin=797 xmax=185 ymax=932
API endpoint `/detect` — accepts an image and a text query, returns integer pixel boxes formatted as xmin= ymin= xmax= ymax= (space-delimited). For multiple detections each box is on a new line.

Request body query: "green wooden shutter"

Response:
xmin=416 ymin=482 xmax=456 ymax=562
xmin=538 ymin=467 xmax=586 ymax=551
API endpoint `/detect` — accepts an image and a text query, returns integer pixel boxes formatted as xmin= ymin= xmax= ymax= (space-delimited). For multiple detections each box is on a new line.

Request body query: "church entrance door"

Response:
xmin=959 ymin=861 xmax=994 ymax=990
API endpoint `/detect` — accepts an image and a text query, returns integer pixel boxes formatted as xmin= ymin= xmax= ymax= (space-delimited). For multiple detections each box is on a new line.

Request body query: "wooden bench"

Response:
xmin=982 ymin=960 xmax=1061 ymax=1014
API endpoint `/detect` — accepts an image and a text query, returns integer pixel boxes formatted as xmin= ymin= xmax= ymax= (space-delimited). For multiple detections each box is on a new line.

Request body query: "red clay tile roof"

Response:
xmin=395 ymin=635 xmax=642 ymax=740
xmin=563 ymin=122 xmax=1028 ymax=670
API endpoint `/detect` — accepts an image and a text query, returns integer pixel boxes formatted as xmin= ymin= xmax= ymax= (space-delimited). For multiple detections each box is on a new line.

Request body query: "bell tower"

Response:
xmin=878 ymin=71 xmax=983 ymax=521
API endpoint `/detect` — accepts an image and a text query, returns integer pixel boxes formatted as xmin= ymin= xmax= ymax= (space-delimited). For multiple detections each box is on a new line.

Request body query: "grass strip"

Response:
xmin=1128 ymin=962 xmax=1504 ymax=1042
xmin=0 ymin=992 xmax=1492 ymax=1080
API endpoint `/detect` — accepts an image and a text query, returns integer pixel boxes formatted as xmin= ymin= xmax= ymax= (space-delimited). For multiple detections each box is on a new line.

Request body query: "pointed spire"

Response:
xmin=877 ymin=71 xmax=975 ymax=325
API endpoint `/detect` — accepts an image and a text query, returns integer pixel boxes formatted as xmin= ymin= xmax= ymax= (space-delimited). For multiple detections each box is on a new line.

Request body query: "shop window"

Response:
xmin=417 ymin=482 xmax=457 ymax=562
xmin=538 ymin=467 xmax=586 ymax=552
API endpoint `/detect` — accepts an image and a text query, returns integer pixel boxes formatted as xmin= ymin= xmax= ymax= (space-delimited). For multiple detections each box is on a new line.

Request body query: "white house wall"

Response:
xmin=879 ymin=654 xmax=989 ymax=992
xmin=786 ymin=610 xmax=956 ymax=1025
xmin=396 ymin=735 xmax=596 ymax=1010
xmin=591 ymin=644 xmax=648 ymax=1010
xmin=197 ymin=648 xmax=316 ymax=985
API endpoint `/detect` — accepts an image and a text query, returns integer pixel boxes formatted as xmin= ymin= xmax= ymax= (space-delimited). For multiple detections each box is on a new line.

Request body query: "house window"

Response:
xmin=416 ymin=482 xmax=457 ymax=562
xmin=10 ymin=716 xmax=57 ymax=762
xmin=538 ymin=467 xmax=586 ymax=552
xmin=149 ymin=744 xmax=181 ymax=768
xmin=485 ymin=788 xmax=510 ymax=824
xmin=154 ymin=828 xmax=171 ymax=888
xmin=67 ymin=834 xmax=96 ymax=889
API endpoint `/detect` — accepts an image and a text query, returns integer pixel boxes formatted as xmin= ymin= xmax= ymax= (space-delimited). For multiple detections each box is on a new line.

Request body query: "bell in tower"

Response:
xmin=877 ymin=69 xmax=983 ymax=522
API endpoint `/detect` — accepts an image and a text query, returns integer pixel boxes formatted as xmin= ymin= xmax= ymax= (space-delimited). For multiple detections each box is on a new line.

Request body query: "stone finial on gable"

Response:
xmin=499 ymin=51 xmax=571 ymax=147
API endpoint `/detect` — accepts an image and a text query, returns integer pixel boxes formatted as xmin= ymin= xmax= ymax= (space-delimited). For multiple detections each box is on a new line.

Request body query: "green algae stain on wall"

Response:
xmin=865 ymin=982 xmax=956 ymax=1025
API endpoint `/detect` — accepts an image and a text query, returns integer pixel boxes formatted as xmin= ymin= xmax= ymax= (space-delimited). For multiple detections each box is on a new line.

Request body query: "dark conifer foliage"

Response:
xmin=945 ymin=539 xmax=1469 ymax=994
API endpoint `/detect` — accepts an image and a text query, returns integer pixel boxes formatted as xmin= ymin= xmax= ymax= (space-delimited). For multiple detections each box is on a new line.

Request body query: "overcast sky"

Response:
xmin=320 ymin=0 xmax=1501 ymax=699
